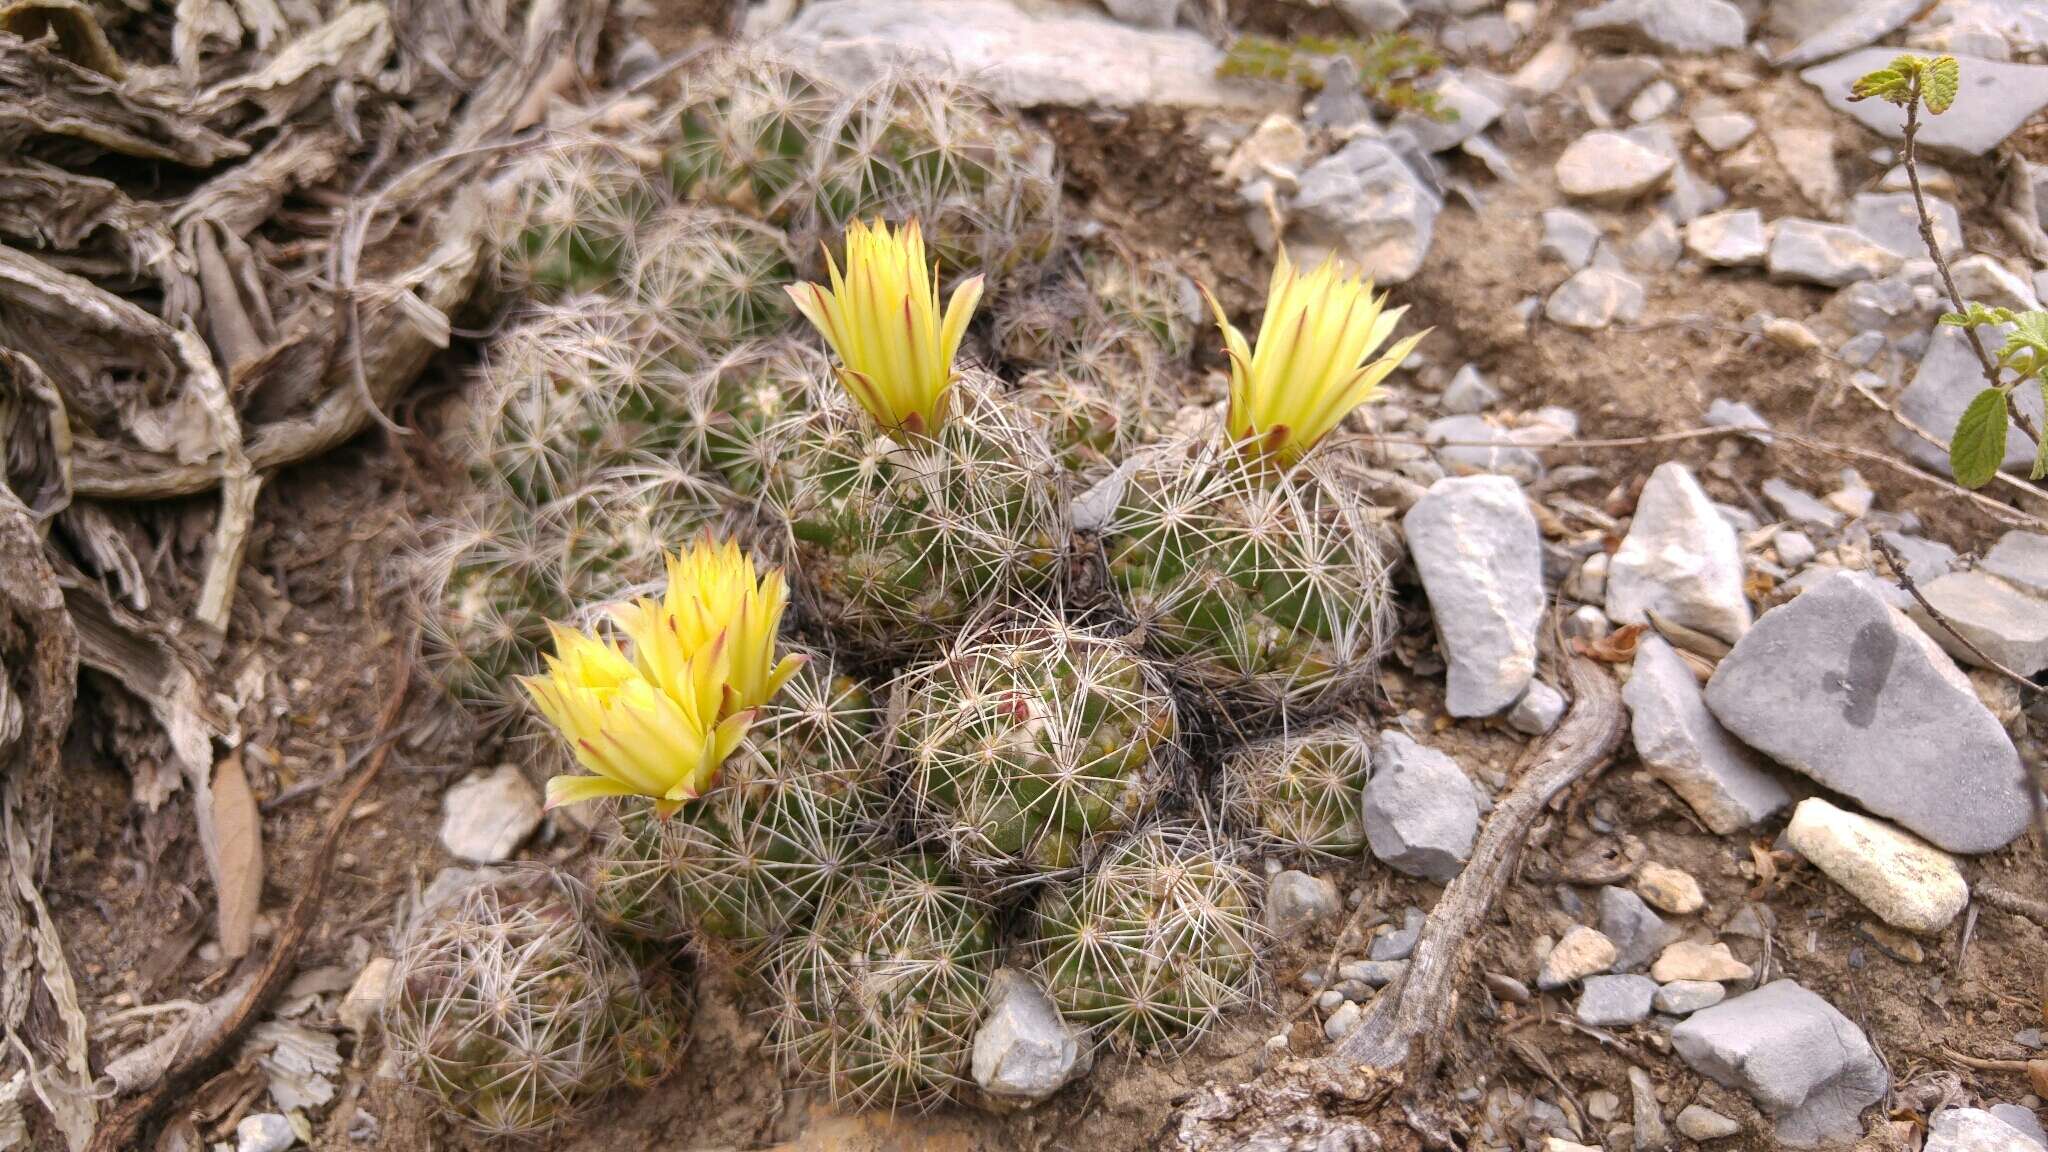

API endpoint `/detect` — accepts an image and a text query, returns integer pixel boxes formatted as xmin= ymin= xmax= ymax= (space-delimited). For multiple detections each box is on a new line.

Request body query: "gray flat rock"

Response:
xmin=1672 ymin=981 xmax=1887 ymax=1148
xmin=1599 ymin=885 xmax=1679 ymax=973
xmin=1907 ymin=570 xmax=2048 ymax=676
xmin=1291 ymin=138 xmax=1441 ymax=285
xmin=1364 ymin=734 xmax=1479 ymax=882
xmin=1896 ymin=324 xmax=2047 ymax=476
xmin=1577 ymin=974 xmax=1659 ymax=1026
xmin=1768 ymin=219 xmax=1902 ymax=287
xmin=1607 ymin=461 xmax=1753 ymax=642
xmin=1625 ymin=634 xmax=1791 ymax=834
xmin=1983 ymin=531 xmax=2048 ymax=597
xmin=1704 ymin=570 xmax=2030 ymax=854
xmin=1850 ymin=191 xmax=1962 ymax=258
xmin=1403 ymin=475 xmax=1546 ymax=716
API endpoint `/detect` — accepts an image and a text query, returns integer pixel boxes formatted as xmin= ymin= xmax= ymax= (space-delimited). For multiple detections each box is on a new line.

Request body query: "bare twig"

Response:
xmin=1975 ymin=884 xmax=2048 ymax=929
xmin=1872 ymin=536 xmax=2042 ymax=697
xmin=87 ymin=647 xmax=410 ymax=1152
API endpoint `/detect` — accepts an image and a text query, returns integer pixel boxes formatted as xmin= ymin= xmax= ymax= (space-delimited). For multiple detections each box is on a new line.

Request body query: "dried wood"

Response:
xmin=0 ymin=32 xmax=245 ymax=165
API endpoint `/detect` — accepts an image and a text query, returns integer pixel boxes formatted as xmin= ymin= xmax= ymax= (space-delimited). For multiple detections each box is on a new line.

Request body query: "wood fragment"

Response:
xmin=205 ymin=754 xmax=263 ymax=960
xmin=0 ymin=31 xmax=245 ymax=164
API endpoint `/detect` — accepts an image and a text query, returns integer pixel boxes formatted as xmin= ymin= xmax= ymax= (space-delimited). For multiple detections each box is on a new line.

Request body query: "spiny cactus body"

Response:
xmin=589 ymin=655 xmax=887 ymax=963
xmin=1101 ymin=439 xmax=1392 ymax=725
xmin=496 ymin=139 xmax=660 ymax=300
xmin=386 ymin=870 xmax=671 ymax=1138
xmin=1030 ymin=826 xmax=1262 ymax=1052
xmin=767 ymin=856 xmax=997 ymax=1110
xmin=896 ymin=612 xmax=1178 ymax=876
xmin=771 ymin=371 xmax=1066 ymax=658
xmin=626 ymin=206 xmax=796 ymax=348
xmin=1218 ymin=719 xmax=1374 ymax=860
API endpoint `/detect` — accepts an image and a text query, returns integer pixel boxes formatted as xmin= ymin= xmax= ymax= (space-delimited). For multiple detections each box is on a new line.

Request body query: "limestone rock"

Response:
xmin=1804 ymin=49 xmax=2048 ymax=157
xmin=1768 ymin=219 xmax=1902 ymax=287
xmin=1403 ymin=476 xmax=1546 ymax=716
xmin=1651 ymin=941 xmax=1752 ymax=983
xmin=1607 ymin=462 xmax=1753 ymax=642
xmin=1539 ymin=925 xmax=1618 ymax=990
xmin=972 ymin=969 xmax=1089 ymax=1106
xmin=1673 ymin=982 xmax=1887 ymax=1148
xmin=1290 ymin=138 xmax=1441 ymax=285
xmin=1783 ymin=797 xmax=1968 ymax=935
xmin=1907 ymin=570 xmax=2048 ymax=676
xmin=1685 ymin=208 xmax=1768 ymax=267
xmin=1364 ymin=734 xmax=1479 ymax=882
xmin=439 ymin=765 xmax=542 ymax=864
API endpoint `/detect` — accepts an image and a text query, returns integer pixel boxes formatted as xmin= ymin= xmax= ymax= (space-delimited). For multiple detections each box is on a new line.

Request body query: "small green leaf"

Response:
xmin=1941 ymin=302 xmax=2010 ymax=329
xmin=1848 ymin=65 xmax=1911 ymax=104
xmin=1924 ymin=55 xmax=1960 ymax=114
xmin=2037 ymin=380 xmax=2048 ymax=481
xmin=1952 ymin=387 xmax=2011 ymax=489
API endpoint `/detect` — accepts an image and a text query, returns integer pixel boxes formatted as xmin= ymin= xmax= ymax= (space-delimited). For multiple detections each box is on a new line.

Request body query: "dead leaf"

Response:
xmin=207 ymin=753 xmax=262 ymax=959
xmin=1574 ymin=622 xmax=1644 ymax=663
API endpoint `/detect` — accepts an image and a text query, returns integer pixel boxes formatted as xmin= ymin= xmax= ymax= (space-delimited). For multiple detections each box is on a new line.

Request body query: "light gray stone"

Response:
xmin=1507 ymin=680 xmax=1566 ymax=735
xmin=1983 ymin=531 xmax=2048 ymax=597
xmin=1337 ymin=0 xmax=1410 ymax=31
xmin=1770 ymin=126 xmax=1843 ymax=215
xmin=1394 ymin=73 xmax=1504 ymax=153
xmin=1686 ymin=208 xmax=1768 ymax=267
xmin=439 ymin=765 xmax=542 ymax=864
xmin=339 ymin=957 xmax=395 ymax=1034
xmin=1762 ymin=477 xmax=1844 ymax=533
xmin=973 ymin=969 xmax=1089 ymax=1106
xmin=1677 ymin=1103 xmax=1744 ymax=1140
xmin=1577 ymin=974 xmax=1658 ymax=1026
xmin=1706 ymin=397 xmax=1771 ymax=439
xmin=1547 ymin=267 xmax=1646 ymax=330
xmin=1608 ymin=461 xmax=1753 ymax=643
xmin=1929 ymin=1107 xmax=2046 ymax=1152
xmin=1625 ymin=634 xmax=1790 ymax=834
xmin=1265 ymin=870 xmax=1343 ymax=935
xmin=774 ymin=0 xmax=1277 ymax=110
xmin=1556 ymin=130 xmax=1675 ymax=203
xmin=1704 ymin=569 xmax=2030 ymax=854
xmin=1625 ymin=216 xmax=1683 ymax=272
xmin=1600 ymin=885 xmax=1679 ymax=973
xmin=1693 ymin=110 xmax=1757 ymax=151
xmin=1988 ymin=1105 xmax=2048 ymax=1150
xmin=1540 ymin=208 xmax=1603 ymax=269
xmin=1338 ymin=958 xmax=1409 ymax=986
xmin=1631 ymin=1064 xmax=1670 ymax=1151
xmin=1628 ymin=79 xmax=1679 ymax=123
xmin=1897 ymin=323 xmax=2047 ymax=476
xmin=1850 ymin=191 xmax=1962 ymax=258
xmin=1775 ymin=0 xmax=1922 ymax=67
xmin=1653 ymin=941 xmax=1753 ymax=983
xmin=237 ymin=1114 xmax=296 ymax=1152
xmin=1952 ymin=255 xmax=2042 ymax=312
xmin=1102 ymin=0 xmax=1178 ymax=27
xmin=1908 ymin=570 xmax=2048 ymax=675
xmin=1364 ymin=734 xmax=1480 ymax=882
xmin=1804 ymin=49 xmax=2048 ymax=157
xmin=1371 ymin=907 xmax=1427 ymax=961
xmin=1404 ymin=475 xmax=1545 ymax=716
xmin=1768 ymin=219 xmax=1902 ymax=287
xmin=1654 ymin=979 xmax=1727 ymax=1015
xmin=1290 ymin=138 xmax=1441 ymax=285
xmin=1784 ymin=797 xmax=1968 ymax=935
xmin=1881 ymin=530 xmax=1961 ymax=584
xmin=1323 ymin=999 xmax=1365 ymax=1041
xmin=1673 ymin=981 xmax=1887 ymax=1148
xmin=1540 ymin=925 xmax=1619 ymax=989
xmin=1442 ymin=363 xmax=1500 ymax=414
xmin=1572 ymin=0 xmax=1748 ymax=52
xmin=1424 ymin=414 xmax=1545 ymax=482
xmin=1775 ymin=529 xmax=1816 ymax=570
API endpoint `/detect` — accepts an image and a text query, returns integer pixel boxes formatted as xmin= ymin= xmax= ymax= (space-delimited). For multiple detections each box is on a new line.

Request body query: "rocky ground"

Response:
xmin=30 ymin=0 xmax=2048 ymax=1150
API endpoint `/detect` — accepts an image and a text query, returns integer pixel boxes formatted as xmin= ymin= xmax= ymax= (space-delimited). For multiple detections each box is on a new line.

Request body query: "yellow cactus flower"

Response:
xmin=785 ymin=218 xmax=984 ymax=436
xmin=521 ymin=539 xmax=804 ymax=816
xmin=1208 ymin=251 xmax=1427 ymax=465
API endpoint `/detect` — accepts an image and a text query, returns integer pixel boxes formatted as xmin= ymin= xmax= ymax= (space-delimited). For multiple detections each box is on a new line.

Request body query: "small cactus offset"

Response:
xmin=1029 ymin=826 xmax=1262 ymax=1052
xmin=625 ymin=206 xmax=798 ymax=349
xmin=779 ymin=219 xmax=1066 ymax=657
xmin=680 ymin=338 xmax=830 ymax=501
xmin=766 ymin=855 xmax=997 ymax=1109
xmin=895 ymin=611 xmax=1179 ymax=875
xmin=1103 ymin=441 xmax=1393 ymax=722
xmin=386 ymin=870 xmax=669 ymax=1138
xmin=1217 ymin=719 xmax=1374 ymax=861
xmin=590 ymin=653 xmax=888 ymax=964
xmin=665 ymin=52 xmax=841 ymax=220
xmin=494 ymin=138 xmax=661 ymax=300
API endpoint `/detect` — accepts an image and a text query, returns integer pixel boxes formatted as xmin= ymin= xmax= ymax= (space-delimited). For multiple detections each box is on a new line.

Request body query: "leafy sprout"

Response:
xmin=1219 ymin=33 xmax=1451 ymax=121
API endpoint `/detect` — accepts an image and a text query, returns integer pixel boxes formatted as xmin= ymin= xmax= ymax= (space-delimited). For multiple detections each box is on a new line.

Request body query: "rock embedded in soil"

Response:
xmin=1442 ymin=363 xmax=1501 ymax=414
xmin=1339 ymin=959 xmax=1408 ymax=987
xmin=1364 ymin=733 xmax=1480 ymax=882
xmin=1635 ymin=862 xmax=1704 ymax=915
xmin=1774 ymin=0 xmax=1922 ymax=68
xmin=1392 ymin=73 xmax=1503 ymax=153
xmin=1631 ymin=1064 xmax=1670 ymax=1150
xmin=1370 ymin=907 xmax=1427 ymax=961
xmin=1897 ymin=324 xmax=2048 ymax=477
xmin=1684 ymin=208 xmax=1768 ymax=267
xmin=1984 ymin=531 xmax=2048 ymax=598
xmin=1555 ymin=131 xmax=1675 ymax=203
xmin=1676 ymin=1103 xmax=1743 ymax=1140
xmin=1571 ymin=0 xmax=1747 ymax=53
xmin=774 ymin=0 xmax=1278 ymax=110
xmin=1803 ymin=49 xmax=2048 ymax=157
xmin=972 ymin=969 xmax=1089 ymax=1107
xmin=1653 ymin=979 xmax=1726 ymax=1015
xmin=1402 ymin=475 xmax=1545 ymax=716
xmin=438 ymin=765 xmax=542 ymax=864
xmin=1761 ymin=478 xmax=1843 ymax=533
xmin=1988 ymin=1106 xmax=2048 ymax=1150
xmin=1907 ymin=571 xmax=2048 ymax=675
xmin=1703 ymin=569 xmax=2031 ymax=854
xmin=1926 ymin=1107 xmax=2045 ymax=1152
xmin=1424 ymin=415 xmax=1545 ymax=483
xmin=1546 ymin=267 xmax=1645 ymax=330
xmin=1540 ymin=208 xmax=1603 ymax=270
xmin=1600 ymin=885 xmax=1679 ymax=973
xmin=1673 ymin=981 xmax=1887 ymax=1148
xmin=1775 ymin=529 xmax=1815 ymax=570
xmin=1650 ymin=941 xmax=1751 ymax=983
xmin=1507 ymin=680 xmax=1566 ymax=736
xmin=1577 ymin=974 xmax=1658 ymax=1026
xmin=1767 ymin=219 xmax=1902 ymax=287
xmin=1538 ymin=925 xmax=1618 ymax=989
xmin=1850 ymin=191 xmax=1963 ymax=258
xmin=1692 ymin=109 xmax=1756 ymax=152
xmin=1290 ymin=138 xmax=1441 ymax=285
xmin=1783 ymin=797 xmax=1968 ymax=935
xmin=1952 ymin=255 xmax=2042 ymax=312
xmin=1264 ymin=870 xmax=1343 ymax=936
xmin=1322 ymin=999 xmax=1364 ymax=1042
xmin=339 ymin=957 xmax=395 ymax=1034
xmin=236 ymin=1114 xmax=295 ymax=1152
xmin=1607 ymin=462 xmax=1753 ymax=643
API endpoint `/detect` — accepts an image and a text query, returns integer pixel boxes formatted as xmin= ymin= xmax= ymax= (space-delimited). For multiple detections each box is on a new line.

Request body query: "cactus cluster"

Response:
xmin=385 ymin=870 xmax=682 ymax=1138
xmin=399 ymin=45 xmax=1433 ymax=1134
